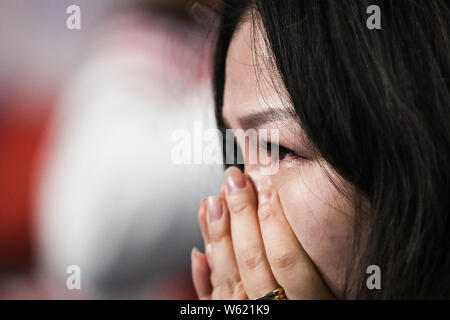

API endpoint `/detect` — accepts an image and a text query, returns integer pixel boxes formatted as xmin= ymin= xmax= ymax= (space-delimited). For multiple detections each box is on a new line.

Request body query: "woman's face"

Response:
xmin=221 ymin=21 xmax=355 ymax=297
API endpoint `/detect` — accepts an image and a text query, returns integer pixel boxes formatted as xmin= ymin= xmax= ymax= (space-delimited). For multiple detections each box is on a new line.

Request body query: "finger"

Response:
xmin=198 ymin=200 xmax=215 ymax=271
xmin=198 ymin=200 xmax=209 ymax=245
xmin=191 ymin=248 xmax=212 ymax=300
xmin=224 ymin=166 xmax=278 ymax=299
xmin=219 ymin=183 xmax=226 ymax=200
xmin=206 ymin=196 xmax=245 ymax=299
xmin=258 ymin=185 xmax=335 ymax=299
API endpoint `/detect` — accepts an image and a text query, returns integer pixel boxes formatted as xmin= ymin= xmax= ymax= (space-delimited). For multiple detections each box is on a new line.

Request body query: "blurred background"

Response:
xmin=0 ymin=0 xmax=224 ymax=299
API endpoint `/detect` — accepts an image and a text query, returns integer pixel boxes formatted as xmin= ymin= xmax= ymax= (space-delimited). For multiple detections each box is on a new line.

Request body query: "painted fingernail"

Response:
xmin=258 ymin=186 xmax=272 ymax=205
xmin=225 ymin=166 xmax=246 ymax=194
xmin=207 ymin=196 xmax=223 ymax=223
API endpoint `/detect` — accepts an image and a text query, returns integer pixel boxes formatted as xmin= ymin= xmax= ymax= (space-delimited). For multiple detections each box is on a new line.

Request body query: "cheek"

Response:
xmin=271 ymin=163 xmax=354 ymax=297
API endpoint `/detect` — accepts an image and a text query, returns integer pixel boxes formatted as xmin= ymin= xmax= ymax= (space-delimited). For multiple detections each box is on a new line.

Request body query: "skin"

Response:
xmin=191 ymin=21 xmax=355 ymax=299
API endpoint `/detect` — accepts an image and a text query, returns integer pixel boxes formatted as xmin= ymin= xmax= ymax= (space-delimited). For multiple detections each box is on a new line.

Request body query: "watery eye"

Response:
xmin=260 ymin=140 xmax=302 ymax=162
xmin=278 ymin=147 xmax=297 ymax=161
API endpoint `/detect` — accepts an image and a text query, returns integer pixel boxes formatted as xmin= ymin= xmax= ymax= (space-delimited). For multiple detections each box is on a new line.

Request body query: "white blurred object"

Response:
xmin=35 ymin=10 xmax=223 ymax=298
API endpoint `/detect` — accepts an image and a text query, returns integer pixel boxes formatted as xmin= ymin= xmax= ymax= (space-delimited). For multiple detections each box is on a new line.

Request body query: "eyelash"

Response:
xmin=259 ymin=140 xmax=307 ymax=162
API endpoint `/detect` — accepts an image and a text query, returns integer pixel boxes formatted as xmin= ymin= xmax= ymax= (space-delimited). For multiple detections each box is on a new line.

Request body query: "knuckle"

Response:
xmin=271 ymin=250 xmax=297 ymax=271
xmin=208 ymin=227 xmax=227 ymax=243
xmin=241 ymin=248 xmax=265 ymax=271
xmin=228 ymin=197 xmax=254 ymax=215
xmin=213 ymin=275 xmax=242 ymax=299
xmin=231 ymin=281 xmax=247 ymax=300
xmin=223 ymin=275 xmax=241 ymax=291
xmin=258 ymin=204 xmax=272 ymax=221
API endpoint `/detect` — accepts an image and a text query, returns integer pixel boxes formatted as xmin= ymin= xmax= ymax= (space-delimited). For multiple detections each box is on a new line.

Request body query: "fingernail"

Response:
xmin=191 ymin=247 xmax=200 ymax=259
xmin=225 ymin=166 xmax=246 ymax=194
xmin=207 ymin=196 xmax=223 ymax=223
xmin=258 ymin=186 xmax=272 ymax=205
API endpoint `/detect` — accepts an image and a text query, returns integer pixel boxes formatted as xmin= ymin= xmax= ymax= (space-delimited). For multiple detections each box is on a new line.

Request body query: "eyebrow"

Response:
xmin=223 ymin=108 xmax=300 ymax=130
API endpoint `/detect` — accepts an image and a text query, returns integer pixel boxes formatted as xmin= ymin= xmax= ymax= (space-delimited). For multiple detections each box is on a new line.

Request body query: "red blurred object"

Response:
xmin=0 ymin=85 xmax=53 ymax=270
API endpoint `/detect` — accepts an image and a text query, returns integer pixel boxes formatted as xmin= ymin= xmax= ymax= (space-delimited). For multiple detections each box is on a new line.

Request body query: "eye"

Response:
xmin=277 ymin=145 xmax=298 ymax=161
xmin=259 ymin=140 xmax=307 ymax=162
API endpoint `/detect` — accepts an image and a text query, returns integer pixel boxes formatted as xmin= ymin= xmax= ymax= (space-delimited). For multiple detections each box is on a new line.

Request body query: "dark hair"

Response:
xmin=213 ymin=0 xmax=450 ymax=299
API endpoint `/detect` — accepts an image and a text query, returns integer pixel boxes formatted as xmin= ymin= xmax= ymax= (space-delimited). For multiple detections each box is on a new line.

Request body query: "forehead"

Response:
xmin=223 ymin=21 xmax=281 ymax=127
